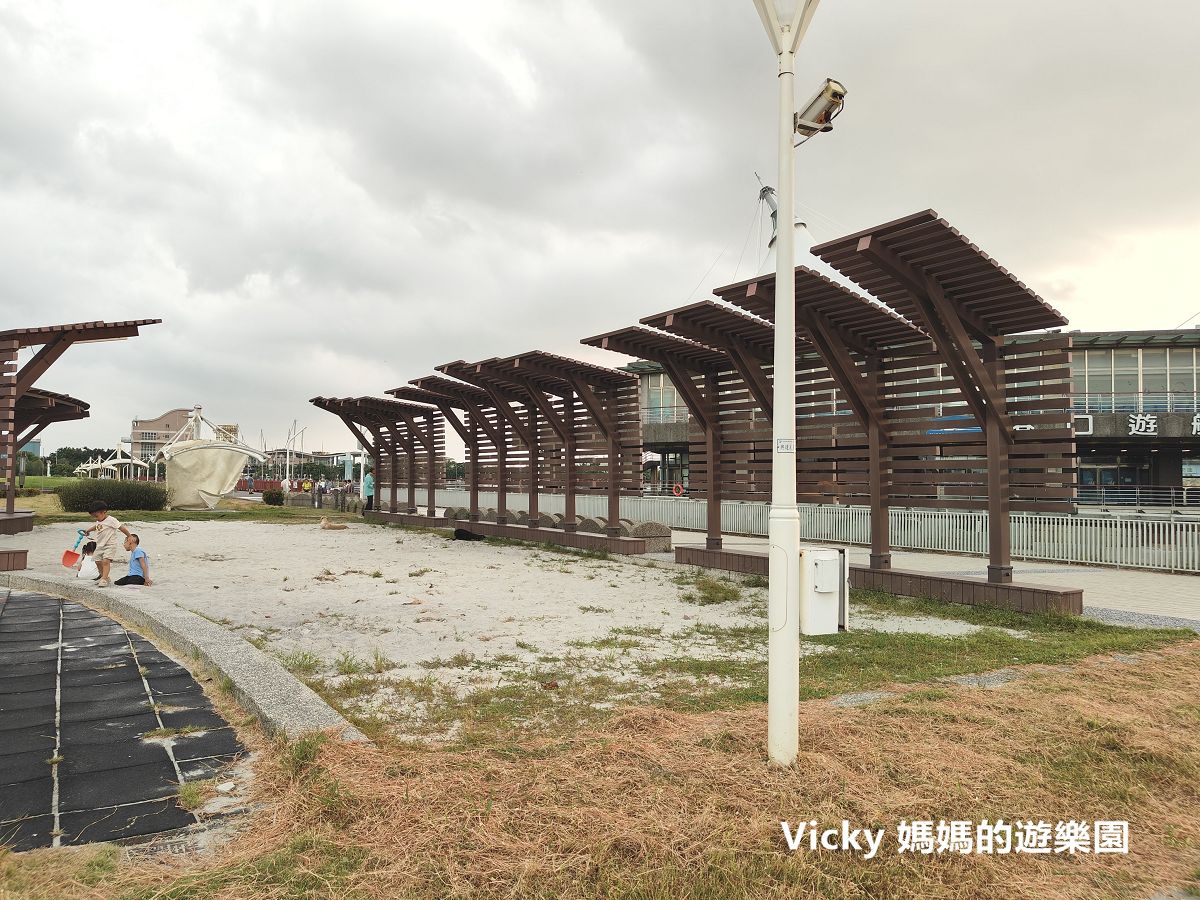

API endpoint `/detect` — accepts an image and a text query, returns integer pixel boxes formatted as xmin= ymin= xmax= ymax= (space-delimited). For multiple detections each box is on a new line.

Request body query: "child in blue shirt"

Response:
xmin=115 ymin=534 xmax=153 ymax=587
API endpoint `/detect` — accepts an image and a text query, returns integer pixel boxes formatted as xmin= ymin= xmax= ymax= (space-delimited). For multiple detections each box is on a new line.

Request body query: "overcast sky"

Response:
xmin=4 ymin=0 xmax=1199 ymax=457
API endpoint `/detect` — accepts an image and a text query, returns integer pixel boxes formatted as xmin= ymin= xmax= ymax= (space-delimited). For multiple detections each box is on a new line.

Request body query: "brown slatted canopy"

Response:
xmin=503 ymin=351 xmax=635 ymax=388
xmin=387 ymin=386 xmax=457 ymax=407
xmin=640 ymin=301 xmax=780 ymax=359
xmin=0 ymin=319 xmax=161 ymax=347
xmin=404 ymin=375 xmax=496 ymax=410
xmin=810 ymin=210 xmax=1067 ymax=335
xmin=436 ymin=360 xmax=531 ymax=406
xmin=717 ymin=267 xmax=924 ymax=351
xmin=311 ymin=395 xmax=434 ymax=421
xmin=17 ymin=388 xmax=90 ymax=429
xmin=581 ymin=327 xmax=728 ymax=372
xmin=489 ymin=354 xmax=574 ymax=396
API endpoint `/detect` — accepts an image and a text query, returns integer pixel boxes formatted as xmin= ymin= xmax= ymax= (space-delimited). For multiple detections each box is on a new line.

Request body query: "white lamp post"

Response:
xmin=750 ymin=0 xmax=823 ymax=768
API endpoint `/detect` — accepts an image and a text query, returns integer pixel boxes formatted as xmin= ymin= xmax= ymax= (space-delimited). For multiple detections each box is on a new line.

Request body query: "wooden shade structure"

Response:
xmin=310 ymin=396 xmax=445 ymax=516
xmin=1 ymin=319 xmax=160 ymax=535
xmin=812 ymin=210 xmax=1073 ymax=583
xmin=384 ymin=354 xmax=640 ymax=534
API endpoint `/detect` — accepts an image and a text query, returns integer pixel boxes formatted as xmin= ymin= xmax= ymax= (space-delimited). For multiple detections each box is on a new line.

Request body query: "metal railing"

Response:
xmin=431 ymin=488 xmax=1200 ymax=573
xmin=641 ymin=406 xmax=690 ymax=424
xmin=1072 ymin=391 xmax=1200 ymax=413
xmin=1076 ymin=486 xmax=1200 ymax=507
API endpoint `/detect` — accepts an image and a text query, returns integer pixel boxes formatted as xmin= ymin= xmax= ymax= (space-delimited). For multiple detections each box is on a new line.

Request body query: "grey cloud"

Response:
xmin=2 ymin=0 xmax=1198 ymax=455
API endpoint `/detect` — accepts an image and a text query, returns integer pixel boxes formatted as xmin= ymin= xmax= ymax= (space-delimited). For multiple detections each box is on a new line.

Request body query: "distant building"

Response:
xmin=131 ymin=408 xmax=192 ymax=462
xmin=130 ymin=408 xmax=240 ymax=462
xmin=19 ymin=439 xmax=41 ymax=457
xmin=263 ymin=449 xmax=343 ymax=469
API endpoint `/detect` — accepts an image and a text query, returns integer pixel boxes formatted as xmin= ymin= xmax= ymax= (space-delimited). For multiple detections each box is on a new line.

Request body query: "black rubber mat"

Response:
xmin=0 ymin=590 xmax=245 ymax=851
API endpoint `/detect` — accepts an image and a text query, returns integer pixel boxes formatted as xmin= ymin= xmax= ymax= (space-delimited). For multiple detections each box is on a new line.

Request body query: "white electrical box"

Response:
xmin=797 ymin=546 xmax=850 ymax=636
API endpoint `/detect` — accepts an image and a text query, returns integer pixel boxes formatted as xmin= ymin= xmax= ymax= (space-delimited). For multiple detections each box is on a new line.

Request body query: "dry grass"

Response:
xmin=6 ymin=641 xmax=1199 ymax=899
xmin=13 ymin=491 xmax=63 ymax=516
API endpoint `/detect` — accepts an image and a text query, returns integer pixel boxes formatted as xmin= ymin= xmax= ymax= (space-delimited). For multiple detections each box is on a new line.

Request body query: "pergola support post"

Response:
xmin=563 ymin=394 xmax=576 ymax=531
xmin=468 ymin=413 xmax=480 ymax=522
xmin=425 ymin=421 xmax=437 ymax=518
xmin=1 ymin=340 xmax=18 ymax=516
xmin=406 ymin=444 xmax=417 ymax=513
xmin=704 ymin=371 xmax=723 ymax=550
xmin=605 ymin=388 xmax=621 ymax=538
xmin=984 ymin=339 xmax=1012 ymax=583
xmin=527 ymin=405 xmax=540 ymax=528
xmin=496 ymin=419 xmax=508 ymax=524
xmin=865 ymin=355 xmax=891 ymax=569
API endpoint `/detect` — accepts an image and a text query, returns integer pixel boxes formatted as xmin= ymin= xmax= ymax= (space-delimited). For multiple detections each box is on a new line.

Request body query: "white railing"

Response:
xmin=1076 ymin=486 xmax=1200 ymax=508
xmin=641 ymin=406 xmax=690 ymax=424
xmin=1072 ymin=391 xmax=1200 ymax=414
xmin=431 ymin=488 xmax=1200 ymax=573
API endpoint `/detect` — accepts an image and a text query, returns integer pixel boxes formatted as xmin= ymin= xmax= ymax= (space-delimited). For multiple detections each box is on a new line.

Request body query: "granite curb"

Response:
xmin=3 ymin=573 xmax=367 ymax=744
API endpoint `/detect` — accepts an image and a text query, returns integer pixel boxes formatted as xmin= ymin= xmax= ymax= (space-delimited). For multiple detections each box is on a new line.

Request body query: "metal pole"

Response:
xmin=767 ymin=43 xmax=802 ymax=768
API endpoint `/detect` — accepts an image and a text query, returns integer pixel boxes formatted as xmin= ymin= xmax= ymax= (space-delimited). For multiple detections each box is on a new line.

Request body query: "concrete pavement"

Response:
xmin=669 ymin=529 xmax=1200 ymax=630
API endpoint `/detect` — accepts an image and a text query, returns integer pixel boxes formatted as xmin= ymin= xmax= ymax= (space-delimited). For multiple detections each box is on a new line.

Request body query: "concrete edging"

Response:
xmin=3 ymin=572 xmax=367 ymax=744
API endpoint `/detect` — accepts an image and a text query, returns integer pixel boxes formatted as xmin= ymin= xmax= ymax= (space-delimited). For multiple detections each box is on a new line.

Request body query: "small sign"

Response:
xmin=776 ymin=438 xmax=796 ymax=454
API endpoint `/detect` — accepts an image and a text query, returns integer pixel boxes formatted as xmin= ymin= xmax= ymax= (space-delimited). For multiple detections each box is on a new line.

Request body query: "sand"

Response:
xmin=10 ymin=520 xmax=764 ymax=667
xmin=8 ymin=520 xmax=994 ymax=689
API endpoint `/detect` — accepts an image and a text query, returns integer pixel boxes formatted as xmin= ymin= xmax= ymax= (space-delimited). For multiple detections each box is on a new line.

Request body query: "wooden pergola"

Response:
xmin=582 ymin=327 xmax=730 ymax=548
xmin=1 ymin=319 xmax=159 ymax=533
xmin=584 ymin=213 xmax=1073 ymax=598
xmin=812 ymin=210 xmax=1073 ymax=583
xmin=712 ymin=267 xmax=929 ymax=570
xmin=388 ymin=354 xmax=640 ymax=536
xmin=310 ymin=396 xmax=444 ymax=516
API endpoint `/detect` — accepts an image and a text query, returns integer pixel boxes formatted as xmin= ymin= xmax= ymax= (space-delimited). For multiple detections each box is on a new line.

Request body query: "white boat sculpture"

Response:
xmin=156 ymin=407 xmax=266 ymax=510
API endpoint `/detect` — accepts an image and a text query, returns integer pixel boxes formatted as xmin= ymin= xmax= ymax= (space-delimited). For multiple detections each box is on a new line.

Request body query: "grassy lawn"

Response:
xmin=13 ymin=475 xmax=80 ymax=491
xmin=4 ymin=638 xmax=1198 ymax=899
xmin=20 ymin=493 xmax=359 ymax=526
xmin=286 ymin=582 xmax=1191 ymax=749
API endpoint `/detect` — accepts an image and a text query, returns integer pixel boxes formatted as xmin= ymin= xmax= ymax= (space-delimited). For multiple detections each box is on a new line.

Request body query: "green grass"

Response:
xmin=112 ymin=832 xmax=371 ymax=899
xmin=142 ymin=725 xmax=204 ymax=740
xmin=176 ymin=780 xmax=215 ymax=811
xmin=281 ymin=734 xmax=328 ymax=779
xmin=279 ymin=650 xmax=322 ymax=677
xmin=679 ymin=575 xmax=743 ymax=605
xmin=29 ymin=497 xmax=360 ymax=526
xmin=640 ymin=614 xmax=1192 ymax=713
xmin=18 ymin=475 xmax=81 ymax=490
xmin=370 ymin=648 xmax=395 ymax=673
xmin=334 ymin=651 xmax=368 ymax=676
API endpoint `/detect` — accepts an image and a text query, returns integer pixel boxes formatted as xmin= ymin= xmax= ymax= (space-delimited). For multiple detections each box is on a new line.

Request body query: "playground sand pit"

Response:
xmin=11 ymin=520 xmax=1058 ymax=739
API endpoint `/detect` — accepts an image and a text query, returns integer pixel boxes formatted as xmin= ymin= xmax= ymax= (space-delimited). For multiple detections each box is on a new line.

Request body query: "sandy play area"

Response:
xmin=7 ymin=518 xmax=1006 ymax=738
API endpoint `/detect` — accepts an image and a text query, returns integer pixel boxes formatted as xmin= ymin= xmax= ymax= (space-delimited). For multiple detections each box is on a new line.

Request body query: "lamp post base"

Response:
xmin=767 ymin=504 xmax=802 ymax=767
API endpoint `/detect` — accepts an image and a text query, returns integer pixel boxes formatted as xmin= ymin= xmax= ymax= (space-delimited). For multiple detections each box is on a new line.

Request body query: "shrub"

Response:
xmin=56 ymin=480 xmax=169 ymax=513
xmin=261 ymin=488 xmax=285 ymax=506
xmin=16 ymin=487 xmax=41 ymax=498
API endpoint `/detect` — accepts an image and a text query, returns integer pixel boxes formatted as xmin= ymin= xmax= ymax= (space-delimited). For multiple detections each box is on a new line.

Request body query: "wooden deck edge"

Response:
xmin=369 ymin=511 xmax=649 ymax=555
xmin=674 ymin=546 xmax=1083 ymax=615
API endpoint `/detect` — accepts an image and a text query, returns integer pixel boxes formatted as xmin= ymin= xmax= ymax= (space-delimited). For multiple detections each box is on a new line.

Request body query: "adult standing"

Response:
xmin=362 ymin=466 xmax=375 ymax=514
xmin=281 ymin=475 xmax=291 ymax=494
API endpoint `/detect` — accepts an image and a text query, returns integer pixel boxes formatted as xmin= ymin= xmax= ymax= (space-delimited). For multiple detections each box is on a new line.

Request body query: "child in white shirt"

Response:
xmin=75 ymin=541 xmax=100 ymax=580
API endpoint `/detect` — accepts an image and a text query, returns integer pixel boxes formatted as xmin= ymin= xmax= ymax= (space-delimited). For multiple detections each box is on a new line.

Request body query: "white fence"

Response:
xmin=432 ymin=489 xmax=1200 ymax=574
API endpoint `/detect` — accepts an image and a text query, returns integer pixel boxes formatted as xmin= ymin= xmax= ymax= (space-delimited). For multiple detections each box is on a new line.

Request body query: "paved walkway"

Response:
xmin=0 ymin=590 xmax=244 ymax=852
xmin=669 ymin=530 xmax=1200 ymax=629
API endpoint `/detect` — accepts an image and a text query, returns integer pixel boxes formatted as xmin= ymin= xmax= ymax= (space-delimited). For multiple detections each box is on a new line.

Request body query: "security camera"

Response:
xmin=795 ymin=78 xmax=846 ymax=138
